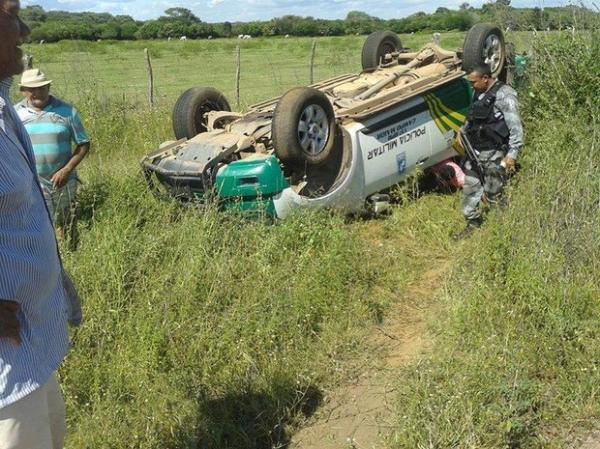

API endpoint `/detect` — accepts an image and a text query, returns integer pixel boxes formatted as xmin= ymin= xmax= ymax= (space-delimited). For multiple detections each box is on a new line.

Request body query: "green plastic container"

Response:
xmin=514 ymin=55 xmax=528 ymax=77
xmin=216 ymin=155 xmax=289 ymax=217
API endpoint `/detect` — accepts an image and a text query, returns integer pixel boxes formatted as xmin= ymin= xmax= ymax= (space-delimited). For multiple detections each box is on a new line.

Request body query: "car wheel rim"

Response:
xmin=194 ymin=101 xmax=218 ymax=132
xmin=298 ymin=104 xmax=330 ymax=156
xmin=381 ymin=41 xmax=396 ymax=58
xmin=483 ymin=34 xmax=503 ymax=74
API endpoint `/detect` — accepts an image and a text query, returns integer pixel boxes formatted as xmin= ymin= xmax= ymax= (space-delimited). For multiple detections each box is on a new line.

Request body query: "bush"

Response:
xmin=390 ymin=28 xmax=600 ymax=448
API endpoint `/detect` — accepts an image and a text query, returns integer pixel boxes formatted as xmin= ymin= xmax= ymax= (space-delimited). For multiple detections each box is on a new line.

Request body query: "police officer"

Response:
xmin=454 ymin=63 xmax=524 ymax=240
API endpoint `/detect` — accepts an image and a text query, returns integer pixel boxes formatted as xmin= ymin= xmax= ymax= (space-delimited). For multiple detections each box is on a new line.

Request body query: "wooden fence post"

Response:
xmin=235 ymin=45 xmax=241 ymax=109
xmin=310 ymin=39 xmax=317 ymax=84
xmin=23 ymin=54 xmax=33 ymax=70
xmin=144 ymin=48 xmax=154 ymax=107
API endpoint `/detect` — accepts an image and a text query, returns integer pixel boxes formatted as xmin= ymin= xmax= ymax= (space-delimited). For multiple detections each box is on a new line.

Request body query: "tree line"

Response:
xmin=21 ymin=4 xmax=597 ymax=43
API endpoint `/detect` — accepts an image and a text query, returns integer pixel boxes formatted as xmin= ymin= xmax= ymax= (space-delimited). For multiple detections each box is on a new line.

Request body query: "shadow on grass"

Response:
xmin=197 ymin=385 xmax=323 ymax=449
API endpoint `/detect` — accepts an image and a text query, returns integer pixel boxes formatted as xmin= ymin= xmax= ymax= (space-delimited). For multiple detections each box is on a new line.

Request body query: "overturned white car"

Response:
xmin=141 ymin=23 xmax=509 ymax=217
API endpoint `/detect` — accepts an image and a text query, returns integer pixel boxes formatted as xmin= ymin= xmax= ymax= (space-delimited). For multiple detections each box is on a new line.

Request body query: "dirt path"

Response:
xmin=290 ymin=261 xmax=450 ymax=449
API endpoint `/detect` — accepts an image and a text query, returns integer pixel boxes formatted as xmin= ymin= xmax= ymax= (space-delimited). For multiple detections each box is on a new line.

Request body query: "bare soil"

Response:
xmin=579 ymin=436 xmax=600 ymax=449
xmin=289 ymin=253 xmax=450 ymax=449
xmin=566 ymin=428 xmax=600 ymax=449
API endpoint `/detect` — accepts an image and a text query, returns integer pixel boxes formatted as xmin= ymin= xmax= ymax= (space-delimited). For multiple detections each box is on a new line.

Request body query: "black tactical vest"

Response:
xmin=465 ymin=81 xmax=510 ymax=152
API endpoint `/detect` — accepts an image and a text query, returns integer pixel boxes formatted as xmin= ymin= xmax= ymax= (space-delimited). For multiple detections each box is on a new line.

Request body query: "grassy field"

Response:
xmin=15 ymin=28 xmax=600 ymax=448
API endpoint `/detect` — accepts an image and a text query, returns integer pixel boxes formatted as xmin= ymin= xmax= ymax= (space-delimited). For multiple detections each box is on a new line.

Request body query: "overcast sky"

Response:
xmin=21 ymin=0 xmax=574 ymax=22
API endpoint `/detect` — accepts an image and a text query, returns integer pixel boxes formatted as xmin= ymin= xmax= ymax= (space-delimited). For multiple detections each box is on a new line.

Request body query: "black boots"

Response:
xmin=452 ymin=218 xmax=481 ymax=241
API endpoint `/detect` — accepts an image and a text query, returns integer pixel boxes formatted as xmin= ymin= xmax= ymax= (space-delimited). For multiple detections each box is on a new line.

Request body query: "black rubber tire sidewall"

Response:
xmin=462 ymin=23 xmax=506 ymax=77
xmin=361 ymin=31 xmax=402 ymax=70
xmin=272 ymin=87 xmax=337 ymax=167
xmin=172 ymin=87 xmax=231 ymax=140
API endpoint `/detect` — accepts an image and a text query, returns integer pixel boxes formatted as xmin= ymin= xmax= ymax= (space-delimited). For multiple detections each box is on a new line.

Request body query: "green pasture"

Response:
xmin=21 ymin=30 xmax=540 ymax=110
xmin=22 ymin=32 xmax=468 ymax=108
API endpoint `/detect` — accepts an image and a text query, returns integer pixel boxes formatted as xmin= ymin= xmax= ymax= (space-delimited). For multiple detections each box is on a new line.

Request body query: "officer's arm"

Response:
xmin=497 ymin=91 xmax=524 ymax=160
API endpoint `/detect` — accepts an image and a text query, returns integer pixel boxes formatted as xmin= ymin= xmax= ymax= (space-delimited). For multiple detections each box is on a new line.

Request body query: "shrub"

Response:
xmin=390 ymin=28 xmax=600 ymax=449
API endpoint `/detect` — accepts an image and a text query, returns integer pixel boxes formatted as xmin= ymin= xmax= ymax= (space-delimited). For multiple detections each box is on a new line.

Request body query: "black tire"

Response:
xmin=272 ymin=87 xmax=337 ymax=167
xmin=172 ymin=87 xmax=231 ymax=140
xmin=462 ymin=23 xmax=506 ymax=77
xmin=361 ymin=31 xmax=402 ymax=70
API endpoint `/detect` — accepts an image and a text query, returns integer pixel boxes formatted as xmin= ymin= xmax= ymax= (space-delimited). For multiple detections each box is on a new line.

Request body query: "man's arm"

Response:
xmin=51 ymin=105 xmax=91 ymax=189
xmin=0 ymin=300 xmax=21 ymax=346
xmin=51 ymin=142 xmax=90 ymax=189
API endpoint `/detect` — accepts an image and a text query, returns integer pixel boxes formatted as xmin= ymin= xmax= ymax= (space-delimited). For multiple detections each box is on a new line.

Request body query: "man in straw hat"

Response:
xmin=1 ymin=1 xmax=77 ymax=447
xmin=15 ymin=67 xmax=90 ymax=247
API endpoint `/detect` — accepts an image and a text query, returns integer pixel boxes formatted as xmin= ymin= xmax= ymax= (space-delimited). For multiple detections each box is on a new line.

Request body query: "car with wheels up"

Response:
xmin=141 ymin=23 xmax=511 ymax=218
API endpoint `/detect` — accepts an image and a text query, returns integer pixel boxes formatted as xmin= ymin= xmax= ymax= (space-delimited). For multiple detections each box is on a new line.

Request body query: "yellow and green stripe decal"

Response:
xmin=423 ymin=93 xmax=466 ymax=133
xmin=423 ymin=93 xmax=468 ymax=155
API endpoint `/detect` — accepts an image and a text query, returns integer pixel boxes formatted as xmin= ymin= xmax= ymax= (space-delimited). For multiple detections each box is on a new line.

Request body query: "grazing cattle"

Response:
xmin=180 ymin=36 xmax=187 ymax=41
xmin=285 ymin=34 xmax=290 ymax=38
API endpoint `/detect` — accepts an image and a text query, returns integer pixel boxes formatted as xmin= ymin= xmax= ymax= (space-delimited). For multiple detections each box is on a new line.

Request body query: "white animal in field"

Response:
xmin=208 ymin=35 xmax=213 ymax=40
xmin=168 ymin=36 xmax=172 ymax=41
xmin=180 ymin=36 xmax=187 ymax=41
xmin=238 ymin=34 xmax=244 ymax=39
xmin=285 ymin=34 xmax=290 ymax=38
xmin=244 ymin=35 xmax=252 ymax=39
xmin=39 ymin=39 xmax=45 ymax=45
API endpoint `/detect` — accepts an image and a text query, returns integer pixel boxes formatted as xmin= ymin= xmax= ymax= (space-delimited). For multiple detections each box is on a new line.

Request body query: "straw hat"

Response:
xmin=19 ymin=69 xmax=52 ymax=88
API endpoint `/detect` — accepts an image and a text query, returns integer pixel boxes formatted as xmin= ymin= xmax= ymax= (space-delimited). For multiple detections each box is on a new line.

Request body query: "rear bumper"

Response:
xmin=141 ymin=159 xmax=209 ymax=202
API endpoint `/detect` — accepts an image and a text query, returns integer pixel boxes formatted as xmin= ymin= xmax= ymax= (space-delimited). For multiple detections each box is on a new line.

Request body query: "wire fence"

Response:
xmin=26 ymin=41 xmax=367 ymax=110
xmin=24 ymin=30 xmax=525 ymax=110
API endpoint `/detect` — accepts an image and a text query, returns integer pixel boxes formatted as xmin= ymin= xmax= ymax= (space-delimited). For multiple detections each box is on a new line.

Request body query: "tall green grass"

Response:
xmin=63 ymin=168 xmax=392 ymax=448
xmin=390 ymin=28 xmax=600 ymax=448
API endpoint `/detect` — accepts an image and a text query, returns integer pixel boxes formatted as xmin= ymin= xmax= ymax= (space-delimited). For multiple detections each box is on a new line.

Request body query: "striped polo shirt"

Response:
xmin=0 ymin=78 xmax=70 ymax=409
xmin=15 ymin=96 xmax=89 ymax=180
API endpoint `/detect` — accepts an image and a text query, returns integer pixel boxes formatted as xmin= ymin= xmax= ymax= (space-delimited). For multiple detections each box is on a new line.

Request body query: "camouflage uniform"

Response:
xmin=461 ymin=82 xmax=523 ymax=223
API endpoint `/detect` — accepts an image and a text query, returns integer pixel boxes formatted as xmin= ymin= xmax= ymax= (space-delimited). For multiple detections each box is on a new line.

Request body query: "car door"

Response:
xmin=357 ymin=96 xmax=433 ymax=196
